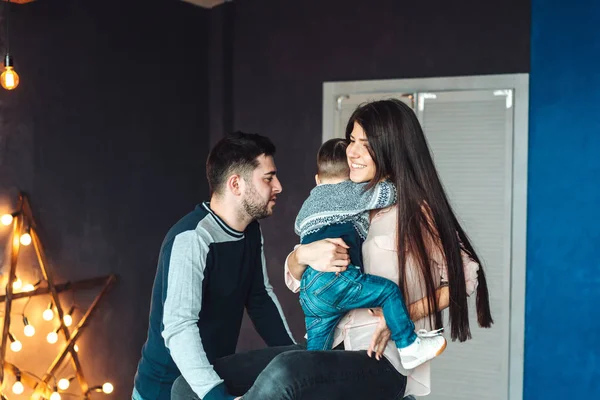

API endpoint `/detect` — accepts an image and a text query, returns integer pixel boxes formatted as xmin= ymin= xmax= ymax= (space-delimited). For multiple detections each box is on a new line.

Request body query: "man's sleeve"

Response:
xmin=245 ymin=230 xmax=296 ymax=346
xmin=161 ymin=231 xmax=235 ymax=400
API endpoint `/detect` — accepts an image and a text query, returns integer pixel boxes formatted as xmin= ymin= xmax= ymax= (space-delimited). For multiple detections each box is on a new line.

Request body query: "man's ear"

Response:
xmin=226 ymin=174 xmax=243 ymax=196
xmin=315 ymin=174 xmax=321 ymax=185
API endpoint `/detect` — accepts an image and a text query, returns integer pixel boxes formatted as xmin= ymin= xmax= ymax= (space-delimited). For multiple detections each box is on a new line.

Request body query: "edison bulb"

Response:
xmin=10 ymin=339 xmax=22 ymax=352
xmin=63 ymin=314 xmax=73 ymax=327
xmin=50 ymin=391 xmax=61 ymax=400
xmin=57 ymin=378 xmax=70 ymax=391
xmin=1 ymin=214 xmax=13 ymax=225
xmin=12 ymin=278 xmax=22 ymax=290
xmin=102 ymin=382 xmax=114 ymax=394
xmin=43 ymin=308 xmax=55 ymax=321
xmin=12 ymin=381 xmax=24 ymax=395
xmin=1 ymin=66 xmax=19 ymax=90
xmin=47 ymin=331 xmax=58 ymax=344
xmin=20 ymin=232 xmax=32 ymax=246
xmin=24 ymin=324 xmax=35 ymax=337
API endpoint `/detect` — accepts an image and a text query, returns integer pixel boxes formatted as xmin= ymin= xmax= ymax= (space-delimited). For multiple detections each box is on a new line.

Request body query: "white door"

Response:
xmin=324 ymin=75 xmax=528 ymax=400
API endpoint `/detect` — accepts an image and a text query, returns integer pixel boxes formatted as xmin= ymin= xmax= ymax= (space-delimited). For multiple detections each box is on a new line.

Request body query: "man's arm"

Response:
xmin=246 ymin=231 xmax=296 ymax=346
xmin=162 ymin=231 xmax=235 ymax=400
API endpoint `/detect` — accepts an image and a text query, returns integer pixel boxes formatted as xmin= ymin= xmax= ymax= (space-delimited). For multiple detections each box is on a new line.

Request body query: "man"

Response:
xmin=132 ymin=132 xmax=298 ymax=400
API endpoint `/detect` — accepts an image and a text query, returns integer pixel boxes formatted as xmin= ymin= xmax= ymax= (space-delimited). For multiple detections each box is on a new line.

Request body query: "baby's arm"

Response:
xmin=352 ymin=180 xmax=397 ymax=211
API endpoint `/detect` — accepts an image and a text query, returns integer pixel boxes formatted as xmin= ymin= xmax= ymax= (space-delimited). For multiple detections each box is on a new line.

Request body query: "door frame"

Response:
xmin=323 ymin=74 xmax=529 ymax=400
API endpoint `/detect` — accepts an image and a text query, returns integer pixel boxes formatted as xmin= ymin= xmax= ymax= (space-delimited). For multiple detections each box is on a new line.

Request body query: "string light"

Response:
xmin=8 ymin=332 xmax=22 ymax=352
xmin=22 ymin=279 xmax=42 ymax=292
xmin=12 ymin=372 xmax=24 ymax=395
xmin=12 ymin=276 xmax=22 ymax=290
xmin=43 ymin=302 xmax=55 ymax=321
xmin=47 ymin=327 xmax=59 ymax=344
xmin=23 ymin=316 xmax=35 ymax=337
xmin=102 ymin=382 xmax=114 ymax=394
xmin=58 ymin=376 xmax=74 ymax=391
xmin=63 ymin=305 xmax=76 ymax=327
xmin=20 ymin=230 xmax=32 ymax=246
xmin=74 ymin=343 xmax=79 ymax=352
xmin=1 ymin=213 xmax=14 ymax=225
xmin=50 ymin=387 xmax=61 ymax=400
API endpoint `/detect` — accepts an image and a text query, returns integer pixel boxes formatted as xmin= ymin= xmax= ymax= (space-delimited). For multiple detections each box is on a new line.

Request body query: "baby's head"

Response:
xmin=316 ymin=138 xmax=350 ymax=185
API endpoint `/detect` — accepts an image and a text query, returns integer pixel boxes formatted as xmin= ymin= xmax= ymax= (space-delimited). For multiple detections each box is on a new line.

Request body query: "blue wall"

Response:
xmin=526 ymin=1 xmax=600 ymax=398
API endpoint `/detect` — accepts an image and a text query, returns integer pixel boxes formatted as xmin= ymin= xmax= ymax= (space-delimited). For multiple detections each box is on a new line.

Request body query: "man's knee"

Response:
xmin=171 ymin=375 xmax=199 ymax=400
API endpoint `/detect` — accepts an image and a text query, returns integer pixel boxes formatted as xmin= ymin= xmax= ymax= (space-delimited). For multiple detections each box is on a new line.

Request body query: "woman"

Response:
xmin=239 ymin=99 xmax=494 ymax=399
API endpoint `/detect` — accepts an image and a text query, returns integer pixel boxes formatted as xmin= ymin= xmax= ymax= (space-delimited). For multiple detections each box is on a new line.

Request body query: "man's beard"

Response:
xmin=242 ymin=183 xmax=272 ymax=221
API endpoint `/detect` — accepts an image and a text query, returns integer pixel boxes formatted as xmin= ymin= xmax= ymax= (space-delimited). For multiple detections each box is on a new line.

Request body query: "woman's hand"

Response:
xmin=367 ymin=308 xmax=391 ymax=361
xmin=289 ymin=238 xmax=350 ymax=280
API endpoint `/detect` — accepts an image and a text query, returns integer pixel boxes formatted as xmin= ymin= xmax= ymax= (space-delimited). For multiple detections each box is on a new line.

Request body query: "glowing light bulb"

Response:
xmin=1 ymin=214 xmax=13 ymax=225
xmin=24 ymin=324 xmax=35 ymax=337
xmin=22 ymin=283 xmax=35 ymax=292
xmin=12 ymin=278 xmax=22 ymax=290
xmin=10 ymin=339 xmax=22 ymax=352
xmin=50 ymin=391 xmax=61 ymax=400
xmin=43 ymin=307 xmax=55 ymax=321
xmin=12 ymin=380 xmax=24 ymax=395
xmin=102 ymin=382 xmax=114 ymax=394
xmin=63 ymin=314 xmax=72 ymax=327
xmin=57 ymin=378 xmax=70 ymax=391
xmin=20 ymin=232 xmax=32 ymax=246
xmin=47 ymin=331 xmax=58 ymax=344
xmin=74 ymin=344 xmax=79 ymax=352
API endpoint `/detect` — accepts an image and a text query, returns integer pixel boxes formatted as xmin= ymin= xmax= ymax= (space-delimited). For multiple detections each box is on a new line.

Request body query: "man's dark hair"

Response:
xmin=317 ymin=138 xmax=350 ymax=179
xmin=207 ymin=131 xmax=276 ymax=196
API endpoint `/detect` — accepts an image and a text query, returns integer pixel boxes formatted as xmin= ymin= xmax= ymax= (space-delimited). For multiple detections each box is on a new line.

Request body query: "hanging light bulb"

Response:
xmin=47 ymin=328 xmax=59 ymax=344
xmin=63 ymin=305 xmax=75 ymax=327
xmin=1 ymin=54 xmax=19 ymax=90
xmin=12 ymin=373 xmax=24 ymax=395
xmin=8 ymin=332 xmax=22 ymax=352
xmin=43 ymin=302 xmax=55 ymax=321
xmin=102 ymin=382 xmax=114 ymax=394
xmin=50 ymin=388 xmax=61 ymax=400
xmin=12 ymin=276 xmax=22 ymax=291
xmin=1 ymin=213 xmax=14 ymax=225
xmin=23 ymin=316 xmax=35 ymax=337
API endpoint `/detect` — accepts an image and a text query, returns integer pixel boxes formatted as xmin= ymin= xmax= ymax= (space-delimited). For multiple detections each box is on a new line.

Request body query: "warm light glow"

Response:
xmin=47 ymin=331 xmax=58 ymax=344
xmin=50 ymin=391 xmax=61 ymax=400
xmin=12 ymin=278 xmax=22 ymax=290
xmin=12 ymin=381 xmax=24 ymax=395
xmin=74 ymin=344 xmax=79 ymax=352
xmin=20 ymin=232 xmax=32 ymax=246
xmin=1 ymin=214 xmax=13 ymax=225
xmin=22 ymin=283 xmax=35 ymax=292
xmin=24 ymin=324 xmax=35 ymax=337
xmin=102 ymin=382 xmax=114 ymax=394
xmin=43 ymin=308 xmax=55 ymax=321
xmin=57 ymin=378 xmax=70 ymax=391
xmin=10 ymin=340 xmax=22 ymax=352
xmin=1 ymin=66 xmax=20 ymax=90
xmin=63 ymin=314 xmax=73 ymax=327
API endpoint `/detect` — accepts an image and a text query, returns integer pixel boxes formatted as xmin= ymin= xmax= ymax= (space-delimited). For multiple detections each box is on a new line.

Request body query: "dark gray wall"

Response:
xmin=0 ymin=0 xmax=209 ymax=398
xmin=230 ymin=0 xmax=531 ymax=350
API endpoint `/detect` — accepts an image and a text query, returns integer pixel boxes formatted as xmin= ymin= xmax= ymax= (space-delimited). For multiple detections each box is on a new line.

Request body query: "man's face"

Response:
xmin=241 ymin=154 xmax=282 ymax=220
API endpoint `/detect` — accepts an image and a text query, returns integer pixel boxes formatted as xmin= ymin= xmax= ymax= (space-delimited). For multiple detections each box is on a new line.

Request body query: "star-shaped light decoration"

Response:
xmin=0 ymin=193 xmax=116 ymax=399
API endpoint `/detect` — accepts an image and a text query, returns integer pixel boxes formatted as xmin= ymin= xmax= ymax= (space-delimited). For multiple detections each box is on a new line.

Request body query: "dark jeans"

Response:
xmin=300 ymin=267 xmax=417 ymax=350
xmin=171 ymin=345 xmax=407 ymax=400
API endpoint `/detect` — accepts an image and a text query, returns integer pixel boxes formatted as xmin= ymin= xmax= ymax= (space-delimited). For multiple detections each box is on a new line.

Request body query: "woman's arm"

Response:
xmin=408 ymin=285 xmax=450 ymax=321
xmin=288 ymin=238 xmax=351 ymax=280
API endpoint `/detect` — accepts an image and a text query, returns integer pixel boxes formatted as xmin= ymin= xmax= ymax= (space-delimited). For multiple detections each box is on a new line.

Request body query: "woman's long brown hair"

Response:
xmin=346 ymin=99 xmax=493 ymax=341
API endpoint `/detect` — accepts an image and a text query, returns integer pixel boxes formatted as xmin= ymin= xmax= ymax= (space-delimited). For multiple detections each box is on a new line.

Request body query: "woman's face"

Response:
xmin=347 ymin=122 xmax=377 ymax=183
